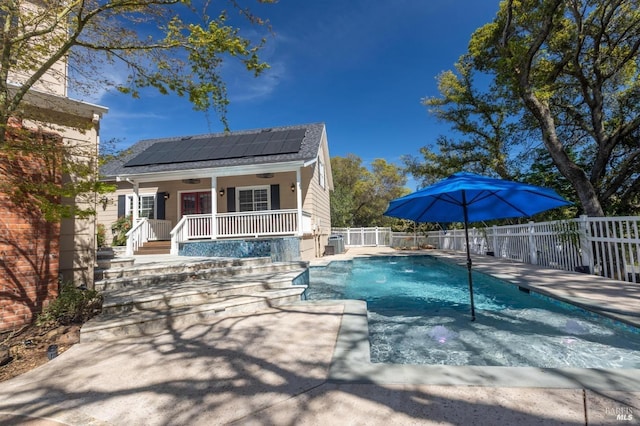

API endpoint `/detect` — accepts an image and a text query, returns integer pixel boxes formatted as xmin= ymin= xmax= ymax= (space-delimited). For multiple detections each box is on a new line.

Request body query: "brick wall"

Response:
xmin=0 ymin=121 xmax=61 ymax=332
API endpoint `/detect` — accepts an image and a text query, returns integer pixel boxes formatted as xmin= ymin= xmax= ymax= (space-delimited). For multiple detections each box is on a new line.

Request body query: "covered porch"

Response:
xmin=122 ymin=162 xmax=315 ymax=256
xmin=128 ymin=209 xmax=312 ymax=255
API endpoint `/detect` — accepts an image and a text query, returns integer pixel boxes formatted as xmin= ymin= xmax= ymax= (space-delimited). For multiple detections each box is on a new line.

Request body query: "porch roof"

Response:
xmin=101 ymin=122 xmax=326 ymax=182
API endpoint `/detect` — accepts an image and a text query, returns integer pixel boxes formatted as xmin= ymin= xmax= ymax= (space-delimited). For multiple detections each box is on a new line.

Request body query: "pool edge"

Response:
xmin=326 ymin=300 xmax=640 ymax=391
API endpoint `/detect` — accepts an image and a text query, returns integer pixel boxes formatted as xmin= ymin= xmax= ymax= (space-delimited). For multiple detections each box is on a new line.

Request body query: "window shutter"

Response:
xmin=227 ymin=187 xmax=236 ymax=212
xmin=270 ymin=184 xmax=280 ymax=210
xmin=156 ymin=193 xmax=166 ymax=220
xmin=117 ymin=195 xmax=126 ymax=217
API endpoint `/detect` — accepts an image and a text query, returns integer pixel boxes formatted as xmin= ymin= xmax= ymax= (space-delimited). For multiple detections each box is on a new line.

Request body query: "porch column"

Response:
xmin=296 ymin=168 xmax=303 ymax=236
xmin=125 ymin=180 xmax=140 ymax=256
xmin=132 ymin=181 xmax=139 ymax=222
xmin=211 ymin=175 xmax=218 ymax=240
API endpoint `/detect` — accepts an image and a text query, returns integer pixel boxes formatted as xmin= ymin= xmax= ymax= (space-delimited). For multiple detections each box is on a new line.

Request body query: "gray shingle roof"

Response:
xmin=101 ymin=122 xmax=326 ymax=179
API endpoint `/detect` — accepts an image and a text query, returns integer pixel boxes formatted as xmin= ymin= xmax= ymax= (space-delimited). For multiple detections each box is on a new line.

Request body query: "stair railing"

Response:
xmin=169 ymin=216 xmax=188 ymax=255
xmin=126 ymin=218 xmax=149 ymax=256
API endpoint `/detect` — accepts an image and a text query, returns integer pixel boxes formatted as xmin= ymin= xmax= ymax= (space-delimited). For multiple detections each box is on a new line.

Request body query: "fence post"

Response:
xmin=578 ymin=215 xmax=593 ymax=272
xmin=375 ymin=227 xmax=379 ymax=246
xmin=492 ymin=225 xmax=498 ymax=257
xmin=346 ymin=228 xmax=351 ymax=246
xmin=528 ymin=221 xmax=538 ymax=264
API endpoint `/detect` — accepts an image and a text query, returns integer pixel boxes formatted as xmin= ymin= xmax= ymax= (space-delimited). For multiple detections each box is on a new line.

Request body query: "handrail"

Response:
xmin=125 ymin=218 xmax=148 ymax=256
xmin=216 ymin=209 xmax=298 ymax=218
xmin=169 ymin=216 xmax=189 ymax=255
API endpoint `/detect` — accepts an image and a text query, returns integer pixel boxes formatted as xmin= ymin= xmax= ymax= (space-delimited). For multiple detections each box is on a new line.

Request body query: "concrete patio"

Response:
xmin=0 ymin=247 xmax=638 ymax=425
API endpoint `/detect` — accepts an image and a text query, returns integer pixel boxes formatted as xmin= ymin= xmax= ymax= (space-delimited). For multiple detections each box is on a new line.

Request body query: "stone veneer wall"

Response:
xmin=179 ymin=237 xmax=301 ymax=262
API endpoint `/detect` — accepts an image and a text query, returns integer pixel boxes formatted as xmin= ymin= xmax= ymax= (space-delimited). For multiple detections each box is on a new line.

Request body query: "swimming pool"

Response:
xmin=307 ymin=255 xmax=640 ymax=369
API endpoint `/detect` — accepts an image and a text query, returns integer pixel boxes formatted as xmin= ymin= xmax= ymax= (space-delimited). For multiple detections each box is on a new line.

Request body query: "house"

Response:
xmin=98 ymin=123 xmax=334 ymax=261
xmin=1 ymin=2 xmax=107 ymax=331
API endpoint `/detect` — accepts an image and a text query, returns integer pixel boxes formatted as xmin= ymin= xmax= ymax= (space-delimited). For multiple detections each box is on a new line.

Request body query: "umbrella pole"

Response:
xmin=462 ymin=193 xmax=476 ymax=321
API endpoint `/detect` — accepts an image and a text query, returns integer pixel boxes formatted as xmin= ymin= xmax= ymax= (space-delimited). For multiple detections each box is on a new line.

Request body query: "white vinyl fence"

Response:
xmin=331 ymin=227 xmax=392 ymax=247
xmin=334 ymin=216 xmax=640 ymax=284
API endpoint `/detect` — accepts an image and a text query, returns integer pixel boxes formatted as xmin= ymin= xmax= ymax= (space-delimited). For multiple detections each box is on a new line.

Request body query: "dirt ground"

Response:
xmin=0 ymin=323 xmax=81 ymax=382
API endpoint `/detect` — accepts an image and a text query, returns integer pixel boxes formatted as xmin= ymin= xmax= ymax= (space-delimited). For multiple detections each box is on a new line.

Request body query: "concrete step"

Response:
xmin=97 ymin=257 xmax=272 ymax=281
xmin=94 ymin=258 xmax=136 ymax=281
xmin=94 ymin=247 xmax=135 ymax=281
xmin=97 ymin=257 xmax=135 ymax=270
xmin=95 ymin=259 xmax=307 ymax=292
xmin=84 ymin=256 xmax=310 ymax=342
xmin=100 ymin=269 xmax=307 ymax=315
xmin=80 ymin=286 xmax=307 ymax=343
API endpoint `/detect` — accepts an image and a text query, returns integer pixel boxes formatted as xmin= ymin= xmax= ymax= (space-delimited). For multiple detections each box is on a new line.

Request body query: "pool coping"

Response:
xmin=310 ymin=250 xmax=640 ymax=391
xmin=325 ymin=300 xmax=640 ymax=391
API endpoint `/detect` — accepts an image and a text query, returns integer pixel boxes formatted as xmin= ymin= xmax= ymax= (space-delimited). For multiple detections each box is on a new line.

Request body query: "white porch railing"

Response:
xmin=125 ymin=218 xmax=172 ymax=255
xmin=217 ymin=209 xmax=300 ymax=238
xmin=170 ymin=209 xmax=307 ymax=255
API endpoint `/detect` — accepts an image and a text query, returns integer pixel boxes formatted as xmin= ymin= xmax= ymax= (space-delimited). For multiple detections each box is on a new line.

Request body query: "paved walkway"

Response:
xmin=1 ymin=248 xmax=639 ymax=425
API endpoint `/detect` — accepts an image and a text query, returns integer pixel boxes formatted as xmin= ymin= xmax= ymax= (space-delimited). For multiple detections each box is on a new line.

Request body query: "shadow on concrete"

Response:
xmin=1 ymin=302 xmax=631 ymax=425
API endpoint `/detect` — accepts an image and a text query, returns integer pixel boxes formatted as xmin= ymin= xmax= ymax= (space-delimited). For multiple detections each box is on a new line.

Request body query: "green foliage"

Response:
xmin=410 ymin=55 xmax=528 ymax=187
xmin=96 ymin=223 xmax=107 ymax=248
xmin=1 ymin=0 xmax=273 ymax=222
xmin=1 ymin=0 xmax=273 ymax=136
xmin=330 ymin=155 xmax=410 ymax=228
xmin=111 ymin=215 xmax=132 ymax=246
xmin=37 ymin=283 xmax=103 ymax=326
xmin=417 ymin=0 xmax=640 ymax=217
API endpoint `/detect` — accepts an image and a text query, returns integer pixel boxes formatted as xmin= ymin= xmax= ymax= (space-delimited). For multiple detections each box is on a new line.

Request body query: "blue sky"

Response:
xmin=96 ymin=1 xmax=499 ymax=189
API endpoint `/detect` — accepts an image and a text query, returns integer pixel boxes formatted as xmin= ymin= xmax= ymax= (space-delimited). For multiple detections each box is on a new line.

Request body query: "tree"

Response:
xmin=407 ymin=58 xmax=519 ymax=185
xmin=466 ymin=0 xmax=640 ymax=216
xmin=1 ymin=0 xmax=274 ymax=218
xmin=406 ymin=55 xmax=545 ymax=188
xmin=330 ymin=154 xmax=409 ymax=228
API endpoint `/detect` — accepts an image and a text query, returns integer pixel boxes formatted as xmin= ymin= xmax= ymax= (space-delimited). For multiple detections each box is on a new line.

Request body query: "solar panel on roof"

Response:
xmin=261 ymin=141 xmax=284 ymax=155
xmin=123 ymin=128 xmax=307 ymax=167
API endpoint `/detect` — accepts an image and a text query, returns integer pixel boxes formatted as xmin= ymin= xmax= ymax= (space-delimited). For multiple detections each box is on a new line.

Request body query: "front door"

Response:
xmin=181 ymin=191 xmax=212 ymax=237
xmin=181 ymin=191 xmax=212 ymax=215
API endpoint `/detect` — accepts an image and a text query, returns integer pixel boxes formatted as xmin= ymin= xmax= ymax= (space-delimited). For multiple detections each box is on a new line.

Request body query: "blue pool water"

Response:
xmin=307 ymin=255 xmax=640 ymax=368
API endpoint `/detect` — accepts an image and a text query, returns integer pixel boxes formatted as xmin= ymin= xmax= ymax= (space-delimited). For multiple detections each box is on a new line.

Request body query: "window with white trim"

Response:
xmin=237 ymin=187 xmax=269 ymax=212
xmin=126 ymin=194 xmax=155 ymax=219
xmin=318 ymin=157 xmax=326 ymax=189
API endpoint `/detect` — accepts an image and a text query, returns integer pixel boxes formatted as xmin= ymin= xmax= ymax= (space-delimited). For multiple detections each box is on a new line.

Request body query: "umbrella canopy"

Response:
xmin=384 ymin=172 xmax=571 ymax=320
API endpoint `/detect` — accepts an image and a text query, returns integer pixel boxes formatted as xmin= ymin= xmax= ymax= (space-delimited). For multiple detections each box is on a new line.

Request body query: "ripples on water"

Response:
xmin=307 ymin=256 xmax=640 ymax=368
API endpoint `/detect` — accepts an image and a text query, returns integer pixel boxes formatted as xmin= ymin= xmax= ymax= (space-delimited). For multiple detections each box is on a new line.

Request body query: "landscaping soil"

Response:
xmin=0 ymin=323 xmax=81 ymax=382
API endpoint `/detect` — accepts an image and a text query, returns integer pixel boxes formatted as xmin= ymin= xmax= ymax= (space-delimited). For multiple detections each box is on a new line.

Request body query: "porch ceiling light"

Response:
xmin=182 ymin=178 xmax=200 ymax=184
xmin=291 ymin=183 xmax=296 ymax=192
xmin=256 ymin=173 xmax=274 ymax=179
xmin=219 ymin=188 xmax=225 ymax=197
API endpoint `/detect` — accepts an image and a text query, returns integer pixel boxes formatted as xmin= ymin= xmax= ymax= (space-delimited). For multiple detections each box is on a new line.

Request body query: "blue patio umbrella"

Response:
xmin=384 ymin=172 xmax=571 ymax=321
